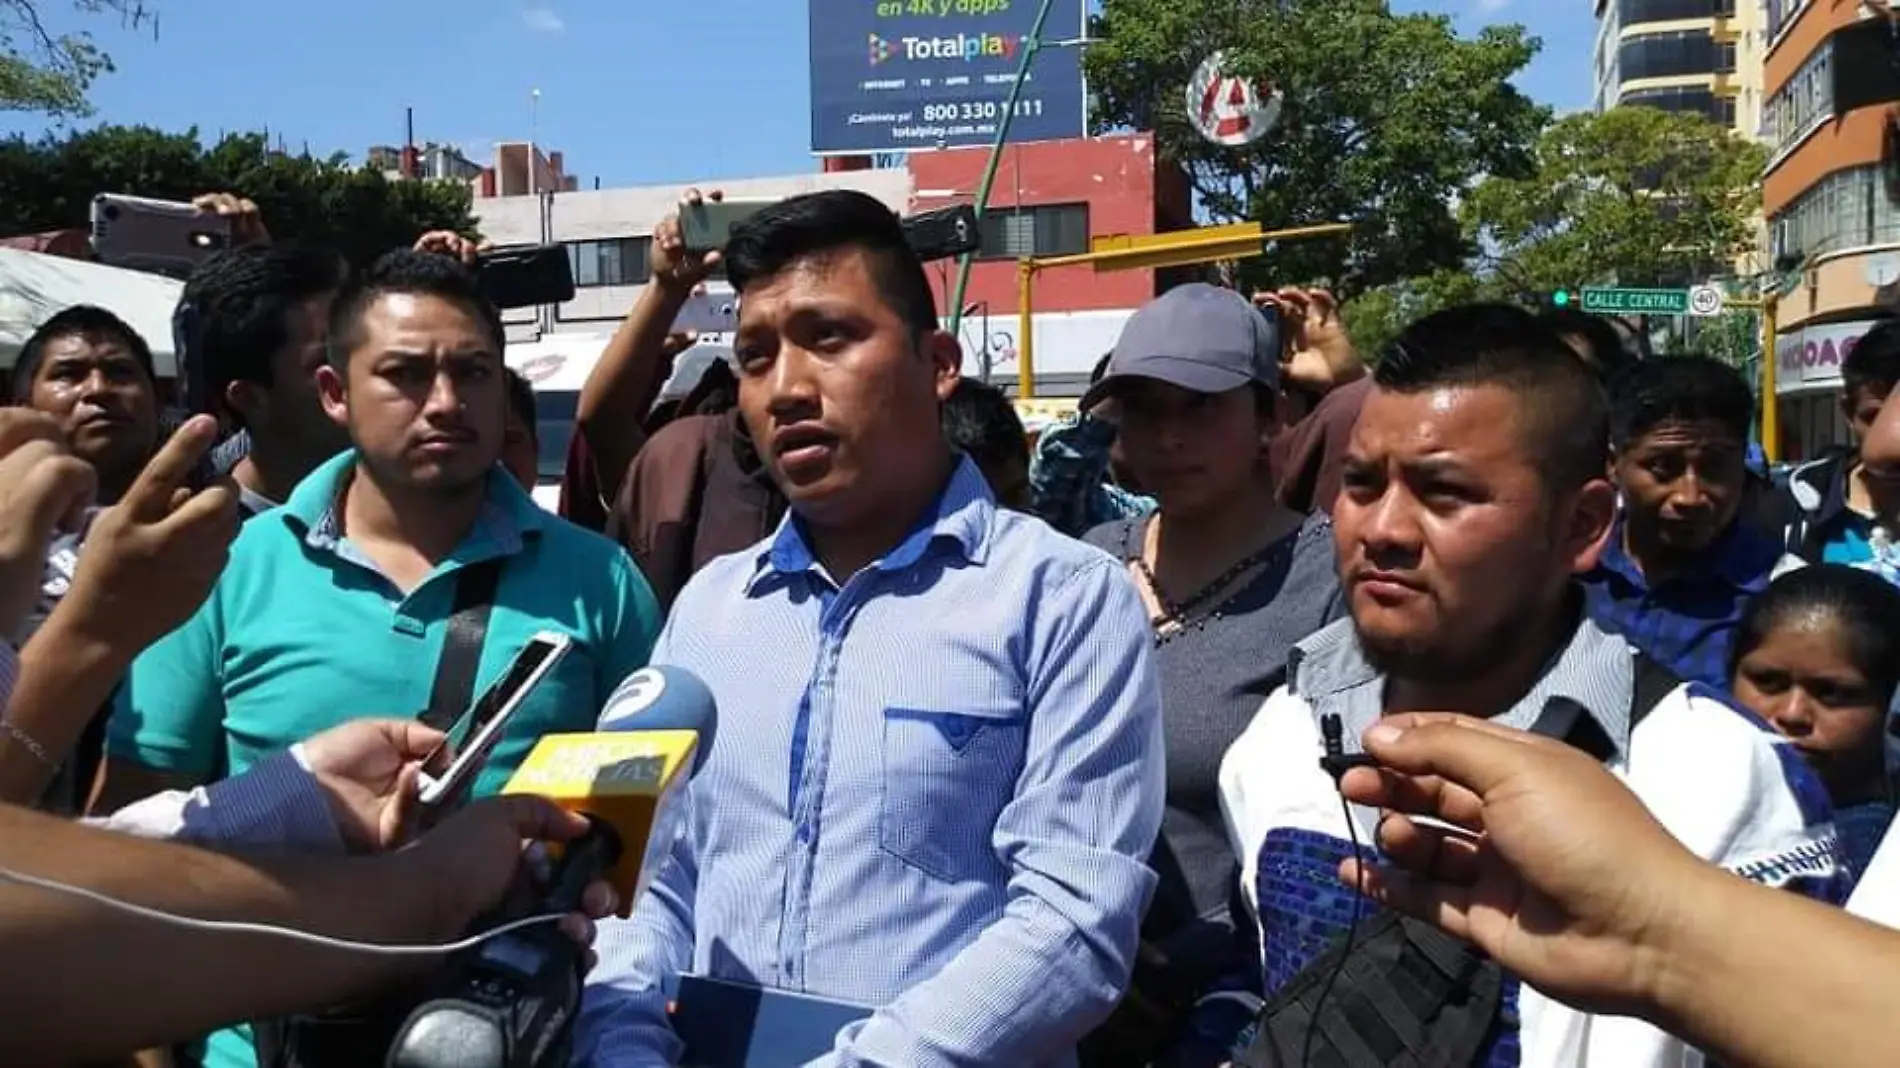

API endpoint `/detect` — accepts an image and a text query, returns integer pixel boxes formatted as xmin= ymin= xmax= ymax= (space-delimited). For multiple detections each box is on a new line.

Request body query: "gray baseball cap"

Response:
xmin=1081 ymin=283 xmax=1281 ymax=410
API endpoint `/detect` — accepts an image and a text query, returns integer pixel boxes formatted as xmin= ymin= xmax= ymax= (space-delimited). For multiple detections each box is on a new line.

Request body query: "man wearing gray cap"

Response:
xmin=1079 ymin=284 xmax=1344 ymax=1067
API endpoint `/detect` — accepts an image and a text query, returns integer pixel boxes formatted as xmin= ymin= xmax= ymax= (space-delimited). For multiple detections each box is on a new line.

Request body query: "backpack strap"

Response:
xmin=1233 ymin=911 xmax=1503 ymax=1068
xmin=1629 ymin=650 xmax=1682 ymax=734
xmin=420 ymin=558 xmax=506 ymax=732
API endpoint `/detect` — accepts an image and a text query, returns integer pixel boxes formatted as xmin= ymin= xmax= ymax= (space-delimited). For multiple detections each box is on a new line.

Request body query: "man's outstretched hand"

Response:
xmin=58 ymin=415 xmax=237 ymax=657
xmin=1335 ymin=714 xmax=1716 ymax=1020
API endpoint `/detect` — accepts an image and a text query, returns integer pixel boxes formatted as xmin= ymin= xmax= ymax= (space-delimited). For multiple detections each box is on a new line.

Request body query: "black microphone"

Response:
xmin=1318 ymin=713 xmax=1378 ymax=782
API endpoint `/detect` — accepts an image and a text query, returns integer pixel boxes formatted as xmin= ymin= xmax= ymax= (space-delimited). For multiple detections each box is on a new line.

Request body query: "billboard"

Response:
xmin=809 ymin=0 xmax=1087 ymax=155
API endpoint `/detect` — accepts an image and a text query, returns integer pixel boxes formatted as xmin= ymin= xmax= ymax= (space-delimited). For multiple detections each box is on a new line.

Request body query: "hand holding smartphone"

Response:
xmin=679 ymin=199 xmax=772 ymax=253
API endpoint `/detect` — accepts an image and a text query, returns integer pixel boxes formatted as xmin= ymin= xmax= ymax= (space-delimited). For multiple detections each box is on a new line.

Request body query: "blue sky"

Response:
xmin=2 ymin=0 xmax=1594 ymax=189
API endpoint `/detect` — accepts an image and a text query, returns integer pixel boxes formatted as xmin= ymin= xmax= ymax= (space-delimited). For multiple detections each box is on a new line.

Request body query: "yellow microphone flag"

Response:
xmin=502 ymin=730 xmax=699 ymax=916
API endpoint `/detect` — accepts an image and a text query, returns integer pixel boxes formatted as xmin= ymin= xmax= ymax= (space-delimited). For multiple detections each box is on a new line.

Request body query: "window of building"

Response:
xmin=1763 ymin=40 xmax=1834 ymax=155
xmin=1717 ymin=40 xmax=1737 ymax=74
xmin=1768 ymin=0 xmax=1813 ymax=44
xmin=977 ymin=203 xmax=1089 ymax=261
xmin=1621 ymin=85 xmax=1718 ymax=117
xmin=1619 ymin=30 xmax=1717 ymax=82
xmin=565 ymin=237 xmax=651 ymax=288
xmin=1769 ymin=165 xmax=1900 ymax=262
xmin=1620 ymin=0 xmax=1724 ymax=22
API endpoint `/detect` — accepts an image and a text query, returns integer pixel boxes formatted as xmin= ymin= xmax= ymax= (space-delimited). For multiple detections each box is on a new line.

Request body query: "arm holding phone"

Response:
xmin=573 ymin=189 xmax=729 ymax=506
xmin=91 ymin=719 xmax=442 ymax=853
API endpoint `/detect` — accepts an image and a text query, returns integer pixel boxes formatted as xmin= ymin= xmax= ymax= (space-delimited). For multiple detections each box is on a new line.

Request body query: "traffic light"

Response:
xmin=1551 ymin=289 xmax=1574 ymax=308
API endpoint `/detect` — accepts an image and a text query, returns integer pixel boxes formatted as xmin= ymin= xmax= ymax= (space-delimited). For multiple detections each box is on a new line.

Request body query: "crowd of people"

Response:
xmin=2 ymin=183 xmax=1900 ymax=1068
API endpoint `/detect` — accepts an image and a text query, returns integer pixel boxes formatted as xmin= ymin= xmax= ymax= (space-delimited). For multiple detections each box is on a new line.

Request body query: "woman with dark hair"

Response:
xmin=1730 ymin=564 xmax=1900 ymax=882
xmin=1078 ymin=285 xmax=1343 ymax=1066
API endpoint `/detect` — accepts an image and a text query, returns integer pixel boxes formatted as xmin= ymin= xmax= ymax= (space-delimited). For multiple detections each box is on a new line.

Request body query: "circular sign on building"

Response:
xmin=1687 ymin=285 xmax=1724 ymax=318
xmin=1186 ymin=52 xmax=1283 ymax=148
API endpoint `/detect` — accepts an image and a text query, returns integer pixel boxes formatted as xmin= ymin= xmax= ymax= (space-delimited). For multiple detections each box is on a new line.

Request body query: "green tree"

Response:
xmin=0 ymin=1 xmax=154 ymax=116
xmin=1340 ymin=268 xmax=1496 ymax=361
xmin=1459 ymin=106 xmax=1769 ymax=296
xmin=1086 ymin=0 xmax=1547 ymax=295
xmin=0 ymin=125 xmax=479 ymax=265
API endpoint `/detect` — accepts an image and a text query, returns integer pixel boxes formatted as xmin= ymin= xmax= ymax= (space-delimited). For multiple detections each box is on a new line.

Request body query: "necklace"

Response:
xmin=1127 ymin=516 xmax=1299 ymax=643
xmin=1134 ymin=540 xmax=1283 ymax=623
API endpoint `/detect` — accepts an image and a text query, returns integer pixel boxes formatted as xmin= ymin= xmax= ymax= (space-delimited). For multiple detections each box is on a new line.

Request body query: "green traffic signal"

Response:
xmin=1552 ymin=290 xmax=1572 ymax=308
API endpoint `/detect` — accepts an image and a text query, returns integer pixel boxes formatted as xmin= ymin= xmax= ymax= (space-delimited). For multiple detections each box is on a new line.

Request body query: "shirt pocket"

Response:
xmin=878 ymin=704 xmax=1026 ymax=882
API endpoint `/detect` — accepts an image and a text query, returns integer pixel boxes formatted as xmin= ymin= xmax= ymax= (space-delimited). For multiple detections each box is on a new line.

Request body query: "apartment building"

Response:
xmin=1594 ymin=0 xmax=1769 ymax=139
xmin=1762 ymin=0 xmax=1900 ymax=459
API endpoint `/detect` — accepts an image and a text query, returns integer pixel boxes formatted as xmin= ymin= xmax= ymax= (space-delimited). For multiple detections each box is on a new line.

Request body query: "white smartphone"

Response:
xmin=416 ymin=631 xmax=574 ymax=808
xmin=90 ymin=193 xmax=233 ymax=278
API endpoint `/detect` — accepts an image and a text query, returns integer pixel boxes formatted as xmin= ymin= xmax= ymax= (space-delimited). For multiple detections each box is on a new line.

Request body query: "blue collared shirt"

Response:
xmin=1582 ymin=517 xmax=1779 ymax=691
xmin=577 ymin=455 xmax=1166 ymax=1068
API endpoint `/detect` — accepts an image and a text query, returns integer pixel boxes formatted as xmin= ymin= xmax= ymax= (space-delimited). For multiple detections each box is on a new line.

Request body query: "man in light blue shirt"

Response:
xmin=577 ymin=191 xmax=1166 ymax=1067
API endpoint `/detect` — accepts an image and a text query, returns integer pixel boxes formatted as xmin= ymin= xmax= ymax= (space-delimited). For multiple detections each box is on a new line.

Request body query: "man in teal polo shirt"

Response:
xmin=97 ymin=249 xmax=662 ymax=1068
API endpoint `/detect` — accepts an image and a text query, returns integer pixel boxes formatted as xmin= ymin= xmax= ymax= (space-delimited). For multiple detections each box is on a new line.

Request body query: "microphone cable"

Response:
xmin=1300 ymin=712 xmax=1370 ymax=1066
xmin=0 ymin=865 xmax=568 ymax=957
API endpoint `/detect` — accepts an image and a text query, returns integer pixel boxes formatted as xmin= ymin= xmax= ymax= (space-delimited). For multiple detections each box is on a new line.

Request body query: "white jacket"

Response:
xmin=1219 ymin=616 xmax=1845 ymax=1068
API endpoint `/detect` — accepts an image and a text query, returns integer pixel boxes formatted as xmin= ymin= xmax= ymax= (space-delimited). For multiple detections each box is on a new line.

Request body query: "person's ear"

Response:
xmin=224 ymin=380 xmax=268 ymax=432
xmin=924 ymin=330 xmax=962 ymax=403
xmin=314 ymin=364 xmax=349 ymax=428
xmin=1563 ymin=477 xmax=1619 ymax=577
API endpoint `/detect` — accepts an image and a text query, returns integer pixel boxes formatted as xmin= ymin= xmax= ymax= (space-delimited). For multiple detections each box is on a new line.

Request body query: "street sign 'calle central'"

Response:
xmin=1581 ymin=287 xmax=1689 ymax=315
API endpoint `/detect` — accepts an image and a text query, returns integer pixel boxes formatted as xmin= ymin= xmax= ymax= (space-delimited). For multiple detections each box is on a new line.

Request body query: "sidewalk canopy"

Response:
xmin=0 ymin=248 xmax=183 ymax=376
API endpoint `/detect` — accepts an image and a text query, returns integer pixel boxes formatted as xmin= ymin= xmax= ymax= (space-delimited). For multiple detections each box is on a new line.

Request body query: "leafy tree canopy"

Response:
xmin=1459 ymin=105 xmax=1770 ymax=295
xmin=0 ymin=1 xmax=152 ymax=116
xmin=1086 ymin=0 xmax=1547 ymax=296
xmin=1343 ymin=107 xmax=1768 ymax=362
xmin=0 ymin=124 xmax=479 ymax=266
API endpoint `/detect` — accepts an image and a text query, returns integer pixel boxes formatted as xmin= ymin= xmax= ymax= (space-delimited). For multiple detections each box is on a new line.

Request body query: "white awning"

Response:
xmin=0 ymin=249 xmax=184 ymax=376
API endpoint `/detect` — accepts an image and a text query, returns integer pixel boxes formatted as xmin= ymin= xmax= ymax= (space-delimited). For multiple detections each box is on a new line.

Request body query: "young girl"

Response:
xmin=1729 ymin=564 xmax=1900 ymax=882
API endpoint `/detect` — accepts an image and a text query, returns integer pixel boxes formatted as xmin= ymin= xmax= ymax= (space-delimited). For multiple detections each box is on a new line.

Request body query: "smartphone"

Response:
xmin=670 ymin=287 xmax=739 ymax=334
xmin=416 ymin=631 xmax=574 ymax=808
xmin=1257 ymin=300 xmax=1290 ymax=364
xmin=477 ymin=244 xmax=576 ymax=310
xmin=171 ymin=300 xmax=208 ymax=416
xmin=679 ymin=199 xmax=772 ymax=252
xmin=90 ymin=193 xmax=233 ymax=278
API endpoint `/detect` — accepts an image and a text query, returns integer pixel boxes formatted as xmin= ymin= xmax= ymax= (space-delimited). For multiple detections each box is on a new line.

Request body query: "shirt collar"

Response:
xmin=1598 ymin=514 xmax=1777 ymax=594
xmin=279 ymin=450 xmax=543 ymax=561
xmin=1291 ymin=594 xmax=1635 ymax=761
xmin=744 ymin=453 xmax=995 ymax=595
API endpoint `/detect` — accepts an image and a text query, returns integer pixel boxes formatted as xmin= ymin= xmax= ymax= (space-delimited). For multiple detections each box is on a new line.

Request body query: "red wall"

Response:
xmin=906 ymin=133 xmax=1186 ymax=315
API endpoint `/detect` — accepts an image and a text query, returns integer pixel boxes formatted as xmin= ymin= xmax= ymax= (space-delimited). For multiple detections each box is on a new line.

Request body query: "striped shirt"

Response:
xmin=84 ymin=747 xmax=341 ymax=850
xmin=0 ymin=639 xmax=17 ymax=711
xmin=577 ymin=455 xmax=1167 ymax=1068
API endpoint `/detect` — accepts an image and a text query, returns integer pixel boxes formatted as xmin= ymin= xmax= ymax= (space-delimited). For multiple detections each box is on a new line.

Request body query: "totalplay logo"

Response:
xmin=866 ymin=31 xmax=1023 ymax=65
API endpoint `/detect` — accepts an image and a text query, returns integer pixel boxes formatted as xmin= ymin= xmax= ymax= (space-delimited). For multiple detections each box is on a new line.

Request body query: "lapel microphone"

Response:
xmin=1319 ymin=713 xmax=1379 ymax=782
